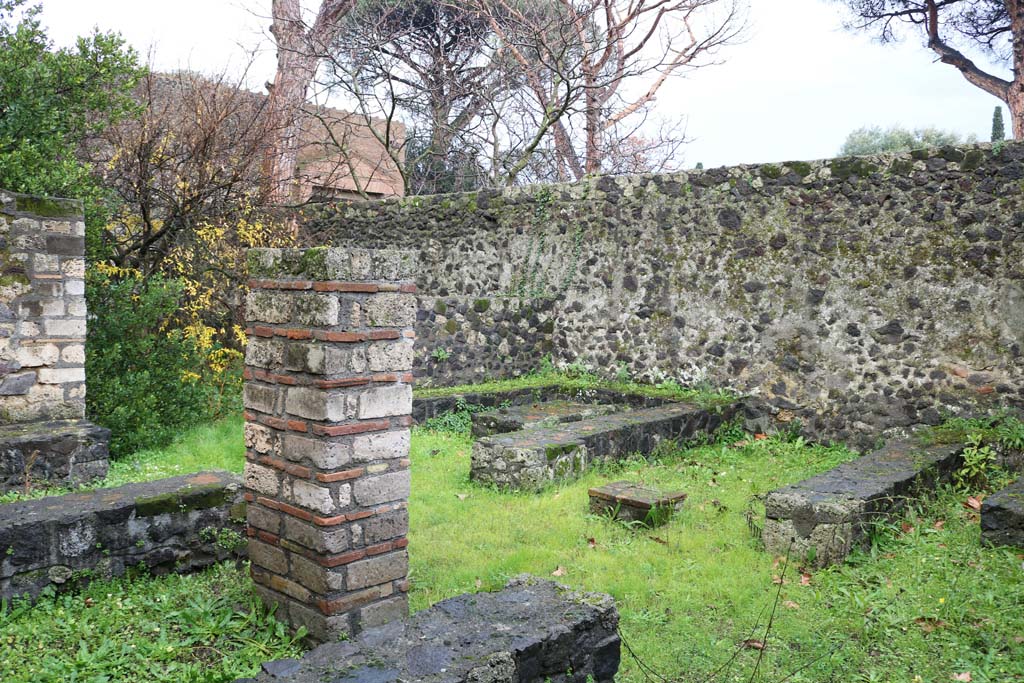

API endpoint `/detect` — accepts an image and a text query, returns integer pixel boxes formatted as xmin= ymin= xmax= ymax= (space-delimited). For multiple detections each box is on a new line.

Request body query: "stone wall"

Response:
xmin=416 ymin=295 xmax=555 ymax=386
xmin=0 ymin=189 xmax=87 ymax=422
xmin=0 ymin=471 xmax=245 ymax=603
xmin=307 ymin=143 xmax=1024 ymax=446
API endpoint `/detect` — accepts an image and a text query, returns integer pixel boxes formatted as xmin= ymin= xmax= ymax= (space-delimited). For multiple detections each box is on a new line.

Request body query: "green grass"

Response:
xmin=0 ymin=416 xmax=244 ymax=504
xmin=0 ymin=561 xmax=305 ymax=683
xmin=2 ymin=412 xmax=1022 ymax=682
xmin=413 ymin=367 xmax=738 ymax=409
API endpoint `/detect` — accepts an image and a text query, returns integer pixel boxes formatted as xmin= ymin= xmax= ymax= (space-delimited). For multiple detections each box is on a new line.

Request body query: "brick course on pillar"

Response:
xmin=242 ymin=247 xmax=416 ymax=641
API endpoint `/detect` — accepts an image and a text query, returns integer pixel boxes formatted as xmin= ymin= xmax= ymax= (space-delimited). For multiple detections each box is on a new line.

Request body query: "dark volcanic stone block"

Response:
xmin=0 ymin=471 xmax=244 ymax=603
xmin=471 ymin=403 xmax=723 ymax=490
xmin=763 ymin=440 xmax=962 ymax=567
xmin=981 ymin=478 xmax=1024 ymax=548
xmin=589 ymin=480 xmax=686 ymax=526
xmin=0 ymin=419 xmax=110 ymax=493
xmin=243 ymin=576 xmax=620 ymax=683
xmin=471 ymin=400 xmax=621 ymax=437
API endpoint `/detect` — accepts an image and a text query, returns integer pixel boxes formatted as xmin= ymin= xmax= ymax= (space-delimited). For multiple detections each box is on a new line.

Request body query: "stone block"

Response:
xmin=246 ymin=291 xmax=293 ymax=324
xmin=358 ymin=594 xmax=408 ymax=628
xmin=283 ymin=343 xmax=325 ymax=374
xmin=357 ymin=384 xmax=412 ymax=419
xmin=243 ymin=383 xmax=279 ymax=414
xmin=290 ymin=479 xmax=344 ymax=515
xmin=981 ymin=478 xmax=1024 ymax=547
xmin=37 ymin=367 xmax=85 ymax=384
xmin=588 ymin=481 xmax=686 ymax=526
xmin=245 ymin=338 xmax=284 ymax=369
xmin=354 ymin=470 xmax=410 ymax=506
xmin=292 ymin=293 xmax=339 ymax=327
xmin=249 ymin=539 xmax=288 ymax=574
xmin=352 ymin=429 xmax=410 ymax=463
xmin=281 ymin=433 xmax=351 ymax=469
xmin=42 ymin=319 xmax=85 ymax=337
xmin=244 ymin=462 xmax=281 ymax=496
xmin=244 ymin=422 xmax=279 ymax=455
xmin=322 ymin=346 xmax=367 ymax=375
xmin=346 ymin=550 xmax=408 ymax=590
xmin=283 ymin=515 xmax=350 ymax=554
xmin=366 ymin=340 xmax=414 ymax=372
xmin=285 ymin=387 xmax=353 ymax=422
xmin=358 ymin=508 xmax=409 ymax=545
xmin=364 ymin=293 xmax=416 ymax=327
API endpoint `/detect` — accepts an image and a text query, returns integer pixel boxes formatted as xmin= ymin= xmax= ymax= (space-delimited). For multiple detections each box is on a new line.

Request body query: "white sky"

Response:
xmin=39 ymin=0 xmax=1008 ymax=169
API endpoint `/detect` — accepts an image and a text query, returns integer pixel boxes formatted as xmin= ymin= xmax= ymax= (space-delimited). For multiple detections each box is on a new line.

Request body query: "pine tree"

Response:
xmin=992 ymin=106 xmax=1006 ymax=142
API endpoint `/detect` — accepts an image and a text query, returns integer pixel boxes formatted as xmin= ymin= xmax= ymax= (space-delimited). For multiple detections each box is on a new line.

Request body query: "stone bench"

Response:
xmin=588 ymin=480 xmax=686 ymax=526
xmin=981 ymin=478 xmax=1024 ymax=547
xmin=471 ymin=400 xmax=621 ymax=437
xmin=241 ymin=576 xmax=620 ymax=683
xmin=0 ymin=470 xmax=245 ymax=602
xmin=471 ymin=403 xmax=722 ymax=491
xmin=763 ymin=440 xmax=963 ymax=567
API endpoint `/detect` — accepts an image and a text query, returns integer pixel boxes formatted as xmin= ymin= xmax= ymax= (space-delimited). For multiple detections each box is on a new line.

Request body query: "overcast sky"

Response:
xmin=38 ymin=0 xmax=1008 ymax=169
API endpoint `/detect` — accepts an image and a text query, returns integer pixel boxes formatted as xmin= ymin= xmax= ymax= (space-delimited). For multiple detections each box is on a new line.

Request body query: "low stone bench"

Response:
xmin=0 ymin=470 xmax=245 ymax=602
xmin=589 ymin=480 xmax=686 ymax=526
xmin=0 ymin=419 xmax=110 ymax=494
xmin=763 ymin=440 xmax=962 ymax=567
xmin=241 ymin=576 xmax=620 ymax=683
xmin=471 ymin=400 xmax=621 ymax=437
xmin=981 ymin=478 xmax=1024 ymax=547
xmin=471 ymin=403 xmax=722 ymax=491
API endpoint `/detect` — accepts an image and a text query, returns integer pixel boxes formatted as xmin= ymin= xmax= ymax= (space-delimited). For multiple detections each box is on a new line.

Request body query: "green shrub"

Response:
xmin=85 ymin=267 xmax=216 ymax=457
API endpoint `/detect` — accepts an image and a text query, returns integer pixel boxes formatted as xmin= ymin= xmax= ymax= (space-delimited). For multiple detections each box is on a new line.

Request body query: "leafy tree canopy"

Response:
xmin=839 ymin=125 xmax=976 ymax=156
xmin=0 ymin=0 xmax=143 ymax=227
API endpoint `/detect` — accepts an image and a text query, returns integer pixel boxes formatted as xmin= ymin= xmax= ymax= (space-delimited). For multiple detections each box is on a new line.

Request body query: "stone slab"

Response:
xmin=471 ymin=400 xmax=622 ymax=438
xmin=0 ymin=419 xmax=110 ymax=493
xmin=762 ymin=440 xmax=962 ymax=567
xmin=0 ymin=471 xmax=245 ymax=602
xmin=981 ymin=478 xmax=1024 ymax=548
xmin=589 ymin=480 xmax=686 ymax=526
xmin=242 ymin=576 xmax=620 ymax=683
xmin=471 ymin=403 xmax=723 ymax=491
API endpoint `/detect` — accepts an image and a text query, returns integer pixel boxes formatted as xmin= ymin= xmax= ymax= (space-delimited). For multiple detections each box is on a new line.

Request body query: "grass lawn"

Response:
xmin=2 ymin=403 xmax=1022 ymax=682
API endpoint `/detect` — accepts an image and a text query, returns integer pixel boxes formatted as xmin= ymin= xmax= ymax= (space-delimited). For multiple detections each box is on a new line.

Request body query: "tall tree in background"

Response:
xmin=265 ymin=0 xmax=355 ymax=204
xmin=834 ymin=1 xmax=1024 ymax=139
xmin=992 ymin=105 xmax=1006 ymax=140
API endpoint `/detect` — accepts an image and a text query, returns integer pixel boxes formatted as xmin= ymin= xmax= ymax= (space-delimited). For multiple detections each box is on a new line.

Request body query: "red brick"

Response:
xmin=257 ymin=530 xmax=280 ymax=545
xmin=314 ymin=331 xmax=366 ymax=343
xmin=312 ymin=282 xmax=379 ymax=293
xmin=252 ymin=326 xmax=275 ymax=337
xmin=312 ymin=514 xmax=346 ymax=527
xmin=311 ymin=420 xmax=390 ymax=437
xmin=269 ymin=373 xmax=298 ymax=385
xmin=396 ymin=579 xmax=411 ymax=592
xmin=393 ymin=537 xmax=409 ymax=549
xmin=243 ymin=367 xmax=253 ymax=380
xmin=345 ymin=509 xmax=375 ymax=522
xmin=319 ymin=548 xmax=367 ymax=568
xmin=372 ymin=373 xmax=398 ymax=383
xmin=399 ymin=284 xmax=417 ymax=293
xmin=276 ymin=328 xmax=313 ymax=340
xmin=256 ymin=496 xmax=281 ymax=510
xmin=261 ymin=416 xmax=289 ymax=431
xmin=367 ymin=330 xmax=400 ymax=341
xmin=316 ymin=467 xmax=365 ymax=483
xmin=316 ymin=584 xmax=390 ymax=615
xmin=365 ymin=541 xmax=393 ymax=556
xmin=277 ymin=500 xmax=314 ymax=522
xmin=314 ymin=377 xmax=371 ymax=389
xmin=287 ymin=419 xmax=308 ymax=432
xmin=402 ymin=330 xmax=416 ymax=339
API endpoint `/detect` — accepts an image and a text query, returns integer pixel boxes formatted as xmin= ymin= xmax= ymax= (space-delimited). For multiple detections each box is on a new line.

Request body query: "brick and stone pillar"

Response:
xmin=242 ymin=247 xmax=416 ymax=641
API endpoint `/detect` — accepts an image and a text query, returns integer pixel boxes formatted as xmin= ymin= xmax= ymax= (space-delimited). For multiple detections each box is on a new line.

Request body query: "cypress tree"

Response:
xmin=992 ymin=106 xmax=1006 ymax=142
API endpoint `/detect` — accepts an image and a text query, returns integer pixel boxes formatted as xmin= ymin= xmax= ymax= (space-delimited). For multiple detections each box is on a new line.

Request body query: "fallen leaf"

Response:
xmin=1013 ymin=636 xmax=1024 ymax=644
xmin=754 ymin=433 xmax=768 ymax=440
xmin=587 ymin=537 xmax=597 ymax=549
xmin=732 ymin=440 xmax=750 ymax=447
xmin=914 ymin=617 xmax=947 ymax=633
xmin=475 ymin=578 xmax=482 ymax=589
xmin=740 ymin=639 xmax=766 ymax=650
xmin=800 ymin=573 xmax=812 ymax=586
xmin=901 ymin=522 xmax=915 ymax=534
xmin=650 ymin=536 xmax=668 ymax=545
xmin=964 ymin=496 xmax=982 ymax=511
xmin=782 ymin=600 xmax=800 ymax=610
xmin=455 ymin=493 xmax=468 ymax=501
xmin=951 ymin=673 xmax=972 ymax=682
xmin=771 ymin=575 xmax=788 ymax=585
xmin=551 ymin=566 xmax=567 ymax=577
xmin=933 ymin=519 xmax=946 ymax=531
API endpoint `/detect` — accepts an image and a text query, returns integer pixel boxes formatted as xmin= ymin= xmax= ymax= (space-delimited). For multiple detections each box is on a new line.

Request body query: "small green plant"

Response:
xmin=954 ymin=432 xmax=997 ymax=491
xmin=200 ymin=526 xmax=247 ymax=553
xmin=421 ymin=398 xmax=489 ymax=435
xmin=431 ymin=347 xmax=451 ymax=362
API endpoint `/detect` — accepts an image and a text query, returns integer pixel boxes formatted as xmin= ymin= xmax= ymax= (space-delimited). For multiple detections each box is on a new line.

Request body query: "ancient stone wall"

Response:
xmin=0 ymin=471 xmax=245 ymax=603
xmin=0 ymin=190 xmax=87 ymax=422
xmin=243 ymin=248 xmax=415 ymax=641
xmin=307 ymin=143 xmax=1024 ymax=446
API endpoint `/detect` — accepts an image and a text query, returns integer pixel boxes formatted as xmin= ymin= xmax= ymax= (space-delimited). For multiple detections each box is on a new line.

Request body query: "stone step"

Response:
xmin=981 ymin=478 xmax=1024 ymax=548
xmin=241 ymin=576 xmax=620 ymax=683
xmin=762 ymin=440 xmax=963 ymax=567
xmin=471 ymin=403 xmax=723 ymax=491
xmin=588 ymin=480 xmax=687 ymax=526
xmin=471 ymin=400 xmax=622 ymax=437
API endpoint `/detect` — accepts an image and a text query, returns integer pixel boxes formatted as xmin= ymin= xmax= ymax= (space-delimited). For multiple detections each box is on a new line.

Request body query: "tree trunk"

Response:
xmin=1011 ymin=0 xmax=1024 ymax=140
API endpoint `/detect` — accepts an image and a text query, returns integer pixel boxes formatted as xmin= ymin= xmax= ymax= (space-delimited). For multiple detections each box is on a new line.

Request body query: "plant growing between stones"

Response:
xmin=954 ymin=433 xmax=997 ymax=492
xmin=431 ymin=347 xmax=451 ymax=362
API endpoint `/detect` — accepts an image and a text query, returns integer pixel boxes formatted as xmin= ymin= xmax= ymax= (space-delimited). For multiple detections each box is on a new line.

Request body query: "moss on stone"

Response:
xmin=786 ymin=161 xmax=812 ymax=177
xmin=961 ymin=149 xmax=985 ymax=172
xmin=888 ymin=159 xmax=915 ymax=176
xmin=445 ymin=319 xmax=459 ymax=334
xmin=830 ymin=158 xmax=879 ymax=181
xmin=178 ymin=483 xmax=228 ymax=511
xmin=473 ymin=299 xmax=491 ymax=313
xmin=14 ymin=194 xmax=82 ymax=219
xmin=135 ymin=492 xmax=180 ymax=517
xmin=761 ymin=164 xmax=783 ymax=180
xmin=434 ymin=300 xmax=448 ymax=315
xmin=297 ymin=247 xmax=329 ymax=279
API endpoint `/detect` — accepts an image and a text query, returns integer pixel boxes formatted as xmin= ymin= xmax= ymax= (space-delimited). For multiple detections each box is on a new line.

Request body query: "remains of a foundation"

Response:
xmin=243 ymin=247 xmax=416 ymax=641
